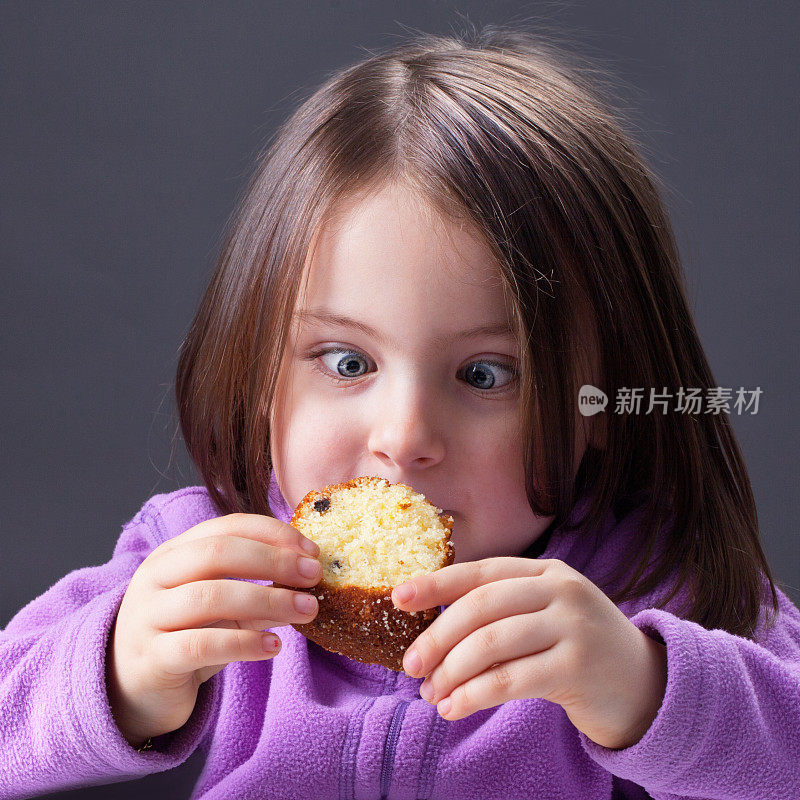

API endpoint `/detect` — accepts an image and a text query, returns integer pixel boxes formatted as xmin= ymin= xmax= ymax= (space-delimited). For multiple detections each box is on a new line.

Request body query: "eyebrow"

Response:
xmin=296 ymin=308 xmax=516 ymax=347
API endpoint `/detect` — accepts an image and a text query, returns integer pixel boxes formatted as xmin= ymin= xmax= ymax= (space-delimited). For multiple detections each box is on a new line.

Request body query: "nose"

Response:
xmin=367 ymin=373 xmax=446 ymax=471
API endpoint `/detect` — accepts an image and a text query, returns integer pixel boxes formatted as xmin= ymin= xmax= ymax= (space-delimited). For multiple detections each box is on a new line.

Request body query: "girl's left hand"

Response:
xmin=392 ymin=557 xmax=668 ymax=750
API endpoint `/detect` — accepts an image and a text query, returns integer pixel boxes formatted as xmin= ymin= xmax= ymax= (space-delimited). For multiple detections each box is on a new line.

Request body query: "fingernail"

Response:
xmin=419 ymin=680 xmax=434 ymax=701
xmin=404 ymin=647 xmax=422 ymax=675
xmin=393 ymin=582 xmax=416 ymax=604
xmin=300 ymin=538 xmax=320 ymax=556
xmin=437 ymin=697 xmax=452 ymax=717
xmin=298 ymin=556 xmax=321 ymax=578
xmin=262 ymin=634 xmax=281 ymax=652
xmin=293 ymin=593 xmax=317 ymax=614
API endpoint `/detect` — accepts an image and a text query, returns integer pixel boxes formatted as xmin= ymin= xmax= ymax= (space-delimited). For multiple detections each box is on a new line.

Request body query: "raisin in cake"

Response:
xmin=277 ymin=476 xmax=455 ymax=671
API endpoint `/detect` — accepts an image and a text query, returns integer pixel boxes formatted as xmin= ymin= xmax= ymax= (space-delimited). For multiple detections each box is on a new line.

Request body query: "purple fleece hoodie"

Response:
xmin=1 ymin=473 xmax=799 ymax=799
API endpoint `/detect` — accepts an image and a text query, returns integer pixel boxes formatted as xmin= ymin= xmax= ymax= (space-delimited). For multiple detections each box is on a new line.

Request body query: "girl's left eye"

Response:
xmin=461 ymin=361 xmax=516 ymax=390
xmin=304 ymin=347 xmax=517 ymax=392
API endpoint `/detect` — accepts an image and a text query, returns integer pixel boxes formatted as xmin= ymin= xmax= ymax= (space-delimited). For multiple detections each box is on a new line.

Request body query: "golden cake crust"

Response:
xmin=274 ymin=476 xmax=455 ymax=672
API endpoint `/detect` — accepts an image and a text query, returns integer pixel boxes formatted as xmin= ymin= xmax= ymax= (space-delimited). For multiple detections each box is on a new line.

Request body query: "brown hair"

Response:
xmin=175 ymin=25 xmax=780 ymax=639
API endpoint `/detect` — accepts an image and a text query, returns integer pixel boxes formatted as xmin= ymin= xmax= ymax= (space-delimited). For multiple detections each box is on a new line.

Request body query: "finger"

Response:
xmin=392 ymin=557 xmax=554 ymax=613
xmin=157 ymin=512 xmax=319 ymax=558
xmin=432 ymin=643 xmax=567 ymax=721
xmin=153 ymin=627 xmax=284 ymax=677
xmin=403 ymin=576 xmax=555 ymax=677
xmin=153 ymin=580 xmax=318 ymax=632
xmin=418 ymin=608 xmax=560 ymax=707
xmin=200 ymin=618 xmax=284 ymax=634
xmin=147 ymin=534 xmax=322 ymax=590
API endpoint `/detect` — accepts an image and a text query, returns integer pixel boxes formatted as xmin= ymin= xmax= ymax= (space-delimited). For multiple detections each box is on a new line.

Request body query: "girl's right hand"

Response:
xmin=105 ymin=513 xmax=322 ymax=748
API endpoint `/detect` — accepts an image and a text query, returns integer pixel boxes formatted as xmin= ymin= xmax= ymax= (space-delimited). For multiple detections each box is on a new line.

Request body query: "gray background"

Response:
xmin=2 ymin=2 xmax=798 ymax=798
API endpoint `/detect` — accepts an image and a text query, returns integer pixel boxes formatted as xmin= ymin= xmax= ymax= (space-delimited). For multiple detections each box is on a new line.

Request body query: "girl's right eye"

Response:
xmin=305 ymin=347 xmax=372 ymax=383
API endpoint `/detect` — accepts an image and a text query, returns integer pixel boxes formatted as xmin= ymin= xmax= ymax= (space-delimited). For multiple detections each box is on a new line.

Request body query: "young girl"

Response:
xmin=1 ymin=27 xmax=798 ymax=800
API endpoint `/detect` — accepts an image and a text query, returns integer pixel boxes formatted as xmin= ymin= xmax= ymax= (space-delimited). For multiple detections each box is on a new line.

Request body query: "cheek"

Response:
xmin=468 ymin=455 xmax=551 ymax=558
xmin=472 ymin=418 xmax=546 ymax=538
xmin=459 ymin=418 xmax=528 ymax=506
xmin=476 ymin=445 xmax=530 ymax=522
xmin=270 ymin=380 xmax=361 ymax=508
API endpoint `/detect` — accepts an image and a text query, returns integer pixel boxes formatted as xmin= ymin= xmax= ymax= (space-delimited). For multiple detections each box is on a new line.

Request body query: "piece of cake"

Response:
xmin=277 ymin=476 xmax=455 ymax=671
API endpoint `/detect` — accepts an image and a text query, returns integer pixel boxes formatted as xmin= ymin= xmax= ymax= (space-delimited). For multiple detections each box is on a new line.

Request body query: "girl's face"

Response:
xmin=270 ymin=181 xmax=586 ymax=562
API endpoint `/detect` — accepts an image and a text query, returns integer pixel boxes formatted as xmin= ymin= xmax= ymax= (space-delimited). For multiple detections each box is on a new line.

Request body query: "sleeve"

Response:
xmin=611 ymin=775 xmax=652 ymax=799
xmin=0 ymin=504 xmax=222 ymax=799
xmin=579 ymin=587 xmax=800 ymax=800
